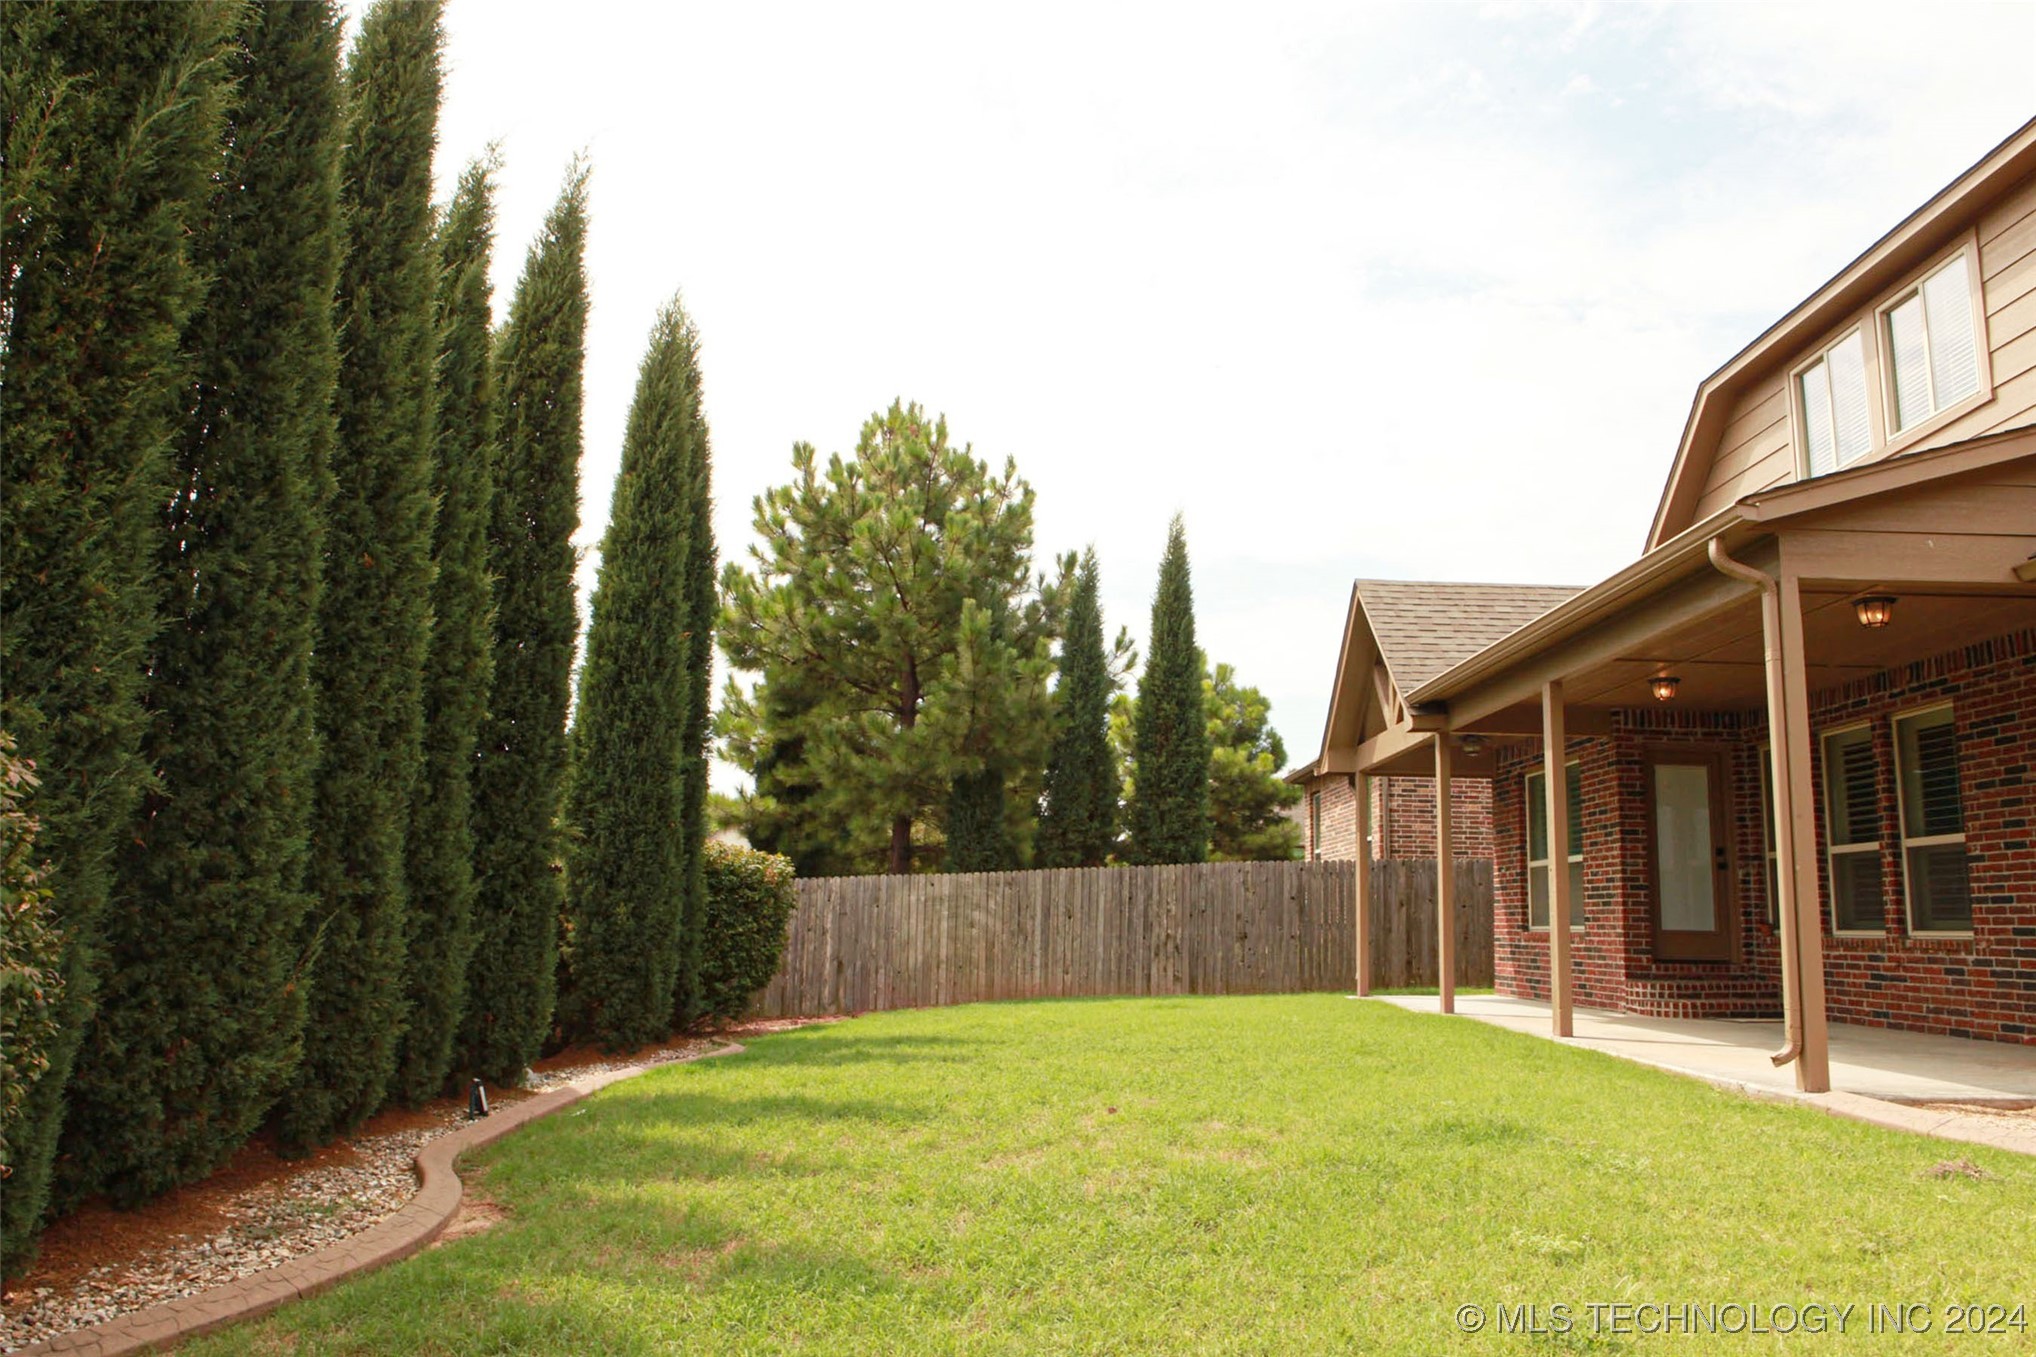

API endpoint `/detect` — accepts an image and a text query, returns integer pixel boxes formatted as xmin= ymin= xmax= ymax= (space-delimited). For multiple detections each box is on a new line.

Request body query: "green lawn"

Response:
xmin=192 ymin=996 xmax=2034 ymax=1354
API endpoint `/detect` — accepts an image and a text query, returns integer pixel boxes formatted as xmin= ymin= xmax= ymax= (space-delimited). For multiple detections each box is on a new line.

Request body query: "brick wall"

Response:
xmin=1490 ymin=626 xmax=2034 ymax=1044
xmin=1299 ymin=772 xmax=1494 ymax=862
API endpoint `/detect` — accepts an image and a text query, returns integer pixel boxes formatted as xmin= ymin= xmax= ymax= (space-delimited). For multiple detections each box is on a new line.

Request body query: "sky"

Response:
xmin=353 ymin=0 xmax=2036 ymax=788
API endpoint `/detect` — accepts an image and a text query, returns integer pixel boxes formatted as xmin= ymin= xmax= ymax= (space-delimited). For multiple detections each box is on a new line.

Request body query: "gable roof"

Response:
xmin=1647 ymin=116 xmax=2036 ymax=551
xmin=1356 ymin=580 xmax=1582 ymax=693
xmin=1290 ymin=579 xmax=1579 ymax=781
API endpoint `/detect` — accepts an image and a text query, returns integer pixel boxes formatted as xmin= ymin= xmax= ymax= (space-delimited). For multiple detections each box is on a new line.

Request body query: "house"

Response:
xmin=1301 ymin=119 xmax=2036 ymax=1088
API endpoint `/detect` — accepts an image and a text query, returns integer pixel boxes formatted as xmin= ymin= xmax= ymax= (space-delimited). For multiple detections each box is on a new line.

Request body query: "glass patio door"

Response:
xmin=1648 ymin=753 xmax=1733 ymax=961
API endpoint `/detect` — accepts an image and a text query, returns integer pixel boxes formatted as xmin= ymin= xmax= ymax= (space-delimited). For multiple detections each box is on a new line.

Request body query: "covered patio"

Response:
xmin=1322 ymin=427 xmax=2036 ymax=1095
xmin=1373 ymin=992 xmax=2036 ymax=1154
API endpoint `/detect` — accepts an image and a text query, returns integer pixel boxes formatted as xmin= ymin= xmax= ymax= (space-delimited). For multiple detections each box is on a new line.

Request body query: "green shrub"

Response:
xmin=1 ymin=735 xmax=63 ymax=1178
xmin=695 ymin=842 xmax=796 ymax=1023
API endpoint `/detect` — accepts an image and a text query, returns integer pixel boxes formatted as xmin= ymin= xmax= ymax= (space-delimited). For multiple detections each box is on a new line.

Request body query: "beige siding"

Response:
xmin=1687 ymin=172 xmax=2036 ymax=524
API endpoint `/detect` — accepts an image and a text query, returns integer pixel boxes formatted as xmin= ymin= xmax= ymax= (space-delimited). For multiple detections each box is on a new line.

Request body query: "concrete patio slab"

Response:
xmin=1370 ymin=993 xmax=2036 ymax=1155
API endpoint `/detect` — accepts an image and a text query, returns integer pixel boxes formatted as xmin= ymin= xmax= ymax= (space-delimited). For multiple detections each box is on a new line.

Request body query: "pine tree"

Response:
xmin=720 ymin=403 xmax=1054 ymax=876
xmin=0 ymin=0 xmax=233 ymax=1269
xmin=1037 ymin=549 xmax=1126 ymax=867
xmin=669 ymin=334 xmax=718 ymax=1027
xmin=394 ymin=157 xmax=498 ymax=1104
xmin=58 ymin=0 xmax=346 ymax=1207
xmin=462 ymin=166 xmax=587 ymax=1083
xmin=275 ymin=0 xmax=443 ymax=1153
xmin=1126 ymin=516 xmax=1210 ymax=864
xmin=1204 ymin=663 xmax=1304 ymax=861
xmin=567 ymin=300 xmax=702 ymax=1049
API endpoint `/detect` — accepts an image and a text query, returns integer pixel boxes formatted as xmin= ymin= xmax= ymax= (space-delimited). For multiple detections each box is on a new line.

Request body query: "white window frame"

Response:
xmin=1525 ymin=760 xmax=1585 ymax=933
xmin=1788 ymin=327 xmax=1875 ymax=480
xmin=1873 ymin=236 xmax=1991 ymax=455
xmin=1820 ymin=721 xmax=1885 ymax=937
xmin=1782 ymin=230 xmax=1992 ymax=481
xmin=1309 ymin=791 xmax=1322 ymax=861
xmin=1890 ymin=702 xmax=1973 ymax=938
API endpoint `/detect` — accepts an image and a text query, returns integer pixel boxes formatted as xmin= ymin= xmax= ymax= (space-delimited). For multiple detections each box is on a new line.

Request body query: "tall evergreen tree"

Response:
xmin=58 ymin=0 xmax=346 ymax=1207
xmin=1037 ymin=549 xmax=1128 ymax=867
xmin=394 ymin=157 xmax=498 ymax=1104
xmin=1125 ymin=516 xmax=1209 ymax=864
xmin=0 ymin=0 xmax=233 ymax=1269
xmin=720 ymin=403 xmax=1053 ymax=876
xmin=567 ymin=300 xmax=703 ymax=1049
xmin=462 ymin=166 xmax=587 ymax=1083
xmin=275 ymin=0 xmax=443 ymax=1153
xmin=669 ymin=329 xmax=718 ymax=1027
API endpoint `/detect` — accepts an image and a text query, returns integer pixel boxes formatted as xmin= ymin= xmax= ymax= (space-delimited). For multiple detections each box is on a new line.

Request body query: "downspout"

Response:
xmin=1706 ymin=537 xmax=1803 ymax=1069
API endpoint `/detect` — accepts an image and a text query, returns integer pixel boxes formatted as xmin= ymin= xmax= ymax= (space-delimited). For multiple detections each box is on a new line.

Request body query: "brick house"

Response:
xmin=1302 ymin=119 xmax=2036 ymax=1085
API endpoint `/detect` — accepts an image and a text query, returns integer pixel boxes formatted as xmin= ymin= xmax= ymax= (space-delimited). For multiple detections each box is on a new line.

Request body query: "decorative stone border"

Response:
xmin=19 ymin=1043 xmax=746 ymax=1356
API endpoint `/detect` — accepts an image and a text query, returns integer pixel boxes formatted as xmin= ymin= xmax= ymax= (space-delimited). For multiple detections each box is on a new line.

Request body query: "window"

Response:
xmin=1883 ymin=252 xmax=1980 ymax=433
xmin=1526 ymin=762 xmax=1584 ymax=931
xmin=1820 ymin=726 xmax=1884 ymax=933
xmin=1309 ymin=792 xmax=1322 ymax=859
xmin=1757 ymin=746 xmax=1781 ymax=926
xmin=1796 ymin=330 xmax=1871 ymax=477
xmin=1893 ymin=706 xmax=1972 ymax=933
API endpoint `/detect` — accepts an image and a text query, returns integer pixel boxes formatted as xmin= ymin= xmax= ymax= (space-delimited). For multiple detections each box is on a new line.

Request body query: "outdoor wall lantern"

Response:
xmin=1854 ymin=595 xmax=1897 ymax=628
xmin=1649 ymin=675 xmax=1682 ymax=702
xmin=1459 ymin=734 xmax=1487 ymax=756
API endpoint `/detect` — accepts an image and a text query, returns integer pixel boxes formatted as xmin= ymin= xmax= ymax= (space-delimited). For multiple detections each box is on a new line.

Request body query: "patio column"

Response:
xmin=1541 ymin=680 xmax=1574 ymax=1038
xmin=1435 ymin=735 xmax=1455 ymax=1015
xmin=1775 ymin=569 xmax=1832 ymax=1092
xmin=1354 ymin=772 xmax=1372 ymax=996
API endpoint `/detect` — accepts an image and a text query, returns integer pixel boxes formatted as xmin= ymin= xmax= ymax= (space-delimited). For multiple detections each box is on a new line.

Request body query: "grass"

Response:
xmin=190 ymin=996 xmax=2034 ymax=1354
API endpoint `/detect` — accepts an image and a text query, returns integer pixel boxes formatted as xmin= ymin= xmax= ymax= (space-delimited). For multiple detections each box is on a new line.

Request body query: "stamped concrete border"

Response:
xmin=21 ymin=1043 xmax=748 ymax=1357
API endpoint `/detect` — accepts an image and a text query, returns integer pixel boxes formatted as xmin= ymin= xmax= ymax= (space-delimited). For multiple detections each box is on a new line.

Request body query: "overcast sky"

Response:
xmin=357 ymin=0 xmax=2035 ymax=787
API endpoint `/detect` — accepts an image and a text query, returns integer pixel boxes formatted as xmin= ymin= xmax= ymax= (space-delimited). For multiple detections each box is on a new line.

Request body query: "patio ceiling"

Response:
xmin=1457 ymin=585 xmax=2036 ymax=734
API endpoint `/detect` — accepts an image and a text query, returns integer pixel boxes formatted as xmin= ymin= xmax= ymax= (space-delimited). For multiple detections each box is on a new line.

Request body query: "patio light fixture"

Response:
xmin=1854 ymin=595 xmax=1897 ymax=628
xmin=1649 ymin=675 xmax=1681 ymax=702
xmin=1459 ymin=734 xmax=1486 ymax=756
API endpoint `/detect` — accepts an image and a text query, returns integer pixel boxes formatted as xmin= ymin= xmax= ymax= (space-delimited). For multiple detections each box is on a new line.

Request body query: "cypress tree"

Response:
xmin=669 ymin=315 xmax=717 ymax=1028
xmin=567 ymin=300 xmax=701 ymax=1049
xmin=946 ymin=770 xmax=1012 ymax=872
xmin=1126 ymin=516 xmax=1210 ymax=864
xmin=462 ymin=167 xmax=587 ymax=1083
xmin=1037 ymin=549 xmax=1121 ymax=867
xmin=0 ymin=1 xmax=233 ymax=1268
xmin=393 ymin=158 xmax=498 ymax=1104
xmin=58 ymin=0 xmax=346 ymax=1207
xmin=275 ymin=0 xmax=443 ymax=1152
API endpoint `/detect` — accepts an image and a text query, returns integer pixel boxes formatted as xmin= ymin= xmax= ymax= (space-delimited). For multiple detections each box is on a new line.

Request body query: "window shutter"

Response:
xmin=1830 ymin=730 xmax=1880 ymax=845
xmin=1828 ymin=332 xmax=1870 ymax=464
xmin=1909 ymin=717 xmax=1963 ymax=838
xmin=1887 ymin=293 xmax=1931 ymax=431
xmin=1799 ymin=359 xmax=1836 ymax=476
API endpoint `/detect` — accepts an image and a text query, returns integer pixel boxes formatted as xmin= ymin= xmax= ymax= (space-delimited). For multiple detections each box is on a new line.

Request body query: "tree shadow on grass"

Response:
xmin=717 ymin=1030 xmax=982 ymax=1070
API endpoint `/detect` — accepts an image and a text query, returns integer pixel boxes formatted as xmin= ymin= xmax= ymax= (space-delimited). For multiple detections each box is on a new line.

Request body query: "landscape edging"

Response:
xmin=19 ymin=1042 xmax=747 ymax=1357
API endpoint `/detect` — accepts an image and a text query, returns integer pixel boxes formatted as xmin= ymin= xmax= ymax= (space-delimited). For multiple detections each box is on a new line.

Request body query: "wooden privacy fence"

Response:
xmin=751 ymin=858 xmax=1493 ymax=1018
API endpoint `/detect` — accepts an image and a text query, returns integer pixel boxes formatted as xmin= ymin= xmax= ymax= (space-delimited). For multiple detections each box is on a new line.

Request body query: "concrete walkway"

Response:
xmin=1372 ymin=993 xmax=2036 ymax=1155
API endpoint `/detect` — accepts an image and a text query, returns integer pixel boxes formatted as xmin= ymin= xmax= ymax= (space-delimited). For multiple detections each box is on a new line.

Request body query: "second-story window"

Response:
xmin=1884 ymin=252 xmax=1980 ymax=432
xmin=1797 ymin=330 xmax=1870 ymax=477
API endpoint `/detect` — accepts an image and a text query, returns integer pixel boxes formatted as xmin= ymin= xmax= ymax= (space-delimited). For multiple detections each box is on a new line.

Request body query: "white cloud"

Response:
xmin=344 ymin=0 xmax=2035 ymax=783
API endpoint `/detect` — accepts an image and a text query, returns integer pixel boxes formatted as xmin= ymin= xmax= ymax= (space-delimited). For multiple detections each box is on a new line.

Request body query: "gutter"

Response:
xmin=1408 ymin=506 xmax=1745 ymax=707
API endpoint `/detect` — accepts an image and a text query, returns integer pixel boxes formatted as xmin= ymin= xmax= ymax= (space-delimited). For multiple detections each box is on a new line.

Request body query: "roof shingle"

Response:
xmin=1354 ymin=580 xmax=1581 ymax=693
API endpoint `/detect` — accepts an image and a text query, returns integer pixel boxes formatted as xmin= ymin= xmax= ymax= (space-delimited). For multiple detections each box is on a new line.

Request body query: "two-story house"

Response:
xmin=1299 ymin=118 xmax=2036 ymax=1091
